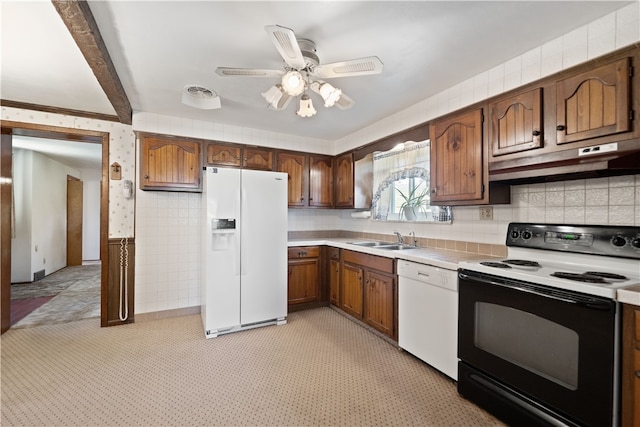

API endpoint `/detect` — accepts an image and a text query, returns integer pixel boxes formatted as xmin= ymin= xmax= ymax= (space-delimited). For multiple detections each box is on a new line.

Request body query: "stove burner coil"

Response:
xmin=551 ymin=272 xmax=609 ymax=283
xmin=584 ymin=271 xmax=628 ymax=281
xmin=480 ymin=262 xmax=512 ymax=269
xmin=502 ymin=259 xmax=541 ymax=268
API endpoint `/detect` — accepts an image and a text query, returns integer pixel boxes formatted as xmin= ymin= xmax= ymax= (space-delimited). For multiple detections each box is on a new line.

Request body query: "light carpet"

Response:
xmin=1 ymin=307 xmax=505 ymax=426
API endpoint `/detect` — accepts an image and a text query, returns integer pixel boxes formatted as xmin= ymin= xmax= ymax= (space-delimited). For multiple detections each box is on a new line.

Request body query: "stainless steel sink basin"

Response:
xmin=376 ymin=244 xmax=418 ymax=250
xmin=347 ymin=241 xmax=391 ymax=247
xmin=347 ymin=241 xmax=418 ymax=250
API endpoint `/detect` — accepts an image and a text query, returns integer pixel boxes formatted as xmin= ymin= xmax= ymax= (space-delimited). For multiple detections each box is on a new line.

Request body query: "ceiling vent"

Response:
xmin=181 ymin=85 xmax=221 ymax=109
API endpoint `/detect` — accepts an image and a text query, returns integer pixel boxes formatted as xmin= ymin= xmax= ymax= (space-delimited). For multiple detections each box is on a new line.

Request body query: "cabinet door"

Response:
xmin=622 ymin=305 xmax=640 ymax=427
xmin=205 ymin=143 xmax=241 ymax=167
xmin=287 ymin=258 xmax=320 ymax=305
xmin=243 ymin=147 xmax=273 ymax=170
xmin=430 ymin=108 xmax=483 ymax=203
xmin=363 ymin=271 xmax=395 ymax=337
xmin=341 ymin=263 xmax=363 ymax=319
xmin=334 ymin=153 xmax=354 ymax=208
xmin=309 ymin=155 xmax=334 ymax=207
xmin=277 ymin=152 xmax=307 ymax=207
xmin=491 ymin=88 xmax=543 ymax=157
xmin=556 ymin=57 xmax=630 ymax=144
xmin=140 ymin=136 xmax=201 ymax=191
xmin=329 ymin=258 xmax=340 ymax=306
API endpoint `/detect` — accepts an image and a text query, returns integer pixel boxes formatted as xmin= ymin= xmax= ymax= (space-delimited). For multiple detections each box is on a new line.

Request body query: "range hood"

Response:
xmin=489 ymin=140 xmax=640 ymax=184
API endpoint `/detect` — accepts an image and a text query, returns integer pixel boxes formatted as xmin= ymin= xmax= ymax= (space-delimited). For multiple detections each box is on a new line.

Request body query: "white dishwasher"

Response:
xmin=398 ymin=259 xmax=458 ymax=380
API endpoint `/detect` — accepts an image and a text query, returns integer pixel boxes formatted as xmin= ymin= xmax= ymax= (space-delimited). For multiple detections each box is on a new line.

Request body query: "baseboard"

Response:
xmin=136 ymin=305 xmax=200 ymax=322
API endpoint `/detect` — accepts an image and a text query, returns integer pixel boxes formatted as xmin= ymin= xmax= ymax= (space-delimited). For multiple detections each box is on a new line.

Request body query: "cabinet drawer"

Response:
xmin=342 ymin=250 xmax=394 ymax=274
xmin=288 ymin=246 xmax=321 ymax=259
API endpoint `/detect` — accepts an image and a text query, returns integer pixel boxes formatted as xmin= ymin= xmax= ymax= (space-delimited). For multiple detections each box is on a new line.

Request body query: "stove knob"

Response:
xmin=510 ymin=230 xmax=520 ymax=240
xmin=611 ymin=236 xmax=627 ymax=247
xmin=632 ymin=238 xmax=640 ymax=249
xmin=522 ymin=230 xmax=532 ymax=240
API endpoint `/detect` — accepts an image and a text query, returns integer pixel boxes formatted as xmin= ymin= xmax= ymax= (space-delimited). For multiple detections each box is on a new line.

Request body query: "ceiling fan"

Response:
xmin=215 ymin=25 xmax=383 ymax=117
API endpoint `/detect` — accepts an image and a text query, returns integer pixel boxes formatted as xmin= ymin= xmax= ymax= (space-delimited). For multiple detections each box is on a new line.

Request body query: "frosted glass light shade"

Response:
xmin=318 ymin=82 xmax=342 ymax=107
xmin=296 ymin=95 xmax=316 ymax=117
xmin=281 ymin=71 xmax=305 ymax=96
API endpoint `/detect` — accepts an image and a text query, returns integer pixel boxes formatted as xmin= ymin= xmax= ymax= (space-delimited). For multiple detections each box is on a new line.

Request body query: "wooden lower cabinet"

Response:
xmin=328 ymin=248 xmax=340 ymax=306
xmin=363 ymin=270 xmax=395 ymax=337
xmin=287 ymin=247 xmax=320 ymax=306
xmin=341 ymin=250 xmax=397 ymax=340
xmin=341 ymin=263 xmax=364 ymax=318
xmin=622 ymin=303 xmax=640 ymax=427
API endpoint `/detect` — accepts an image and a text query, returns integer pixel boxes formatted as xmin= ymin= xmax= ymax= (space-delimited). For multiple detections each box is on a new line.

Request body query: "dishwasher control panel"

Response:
xmin=397 ymin=260 xmax=458 ymax=292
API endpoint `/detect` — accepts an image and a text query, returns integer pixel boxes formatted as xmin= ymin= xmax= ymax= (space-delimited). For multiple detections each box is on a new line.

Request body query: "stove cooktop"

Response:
xmin=459 ymin=223 xmax=640 ymax=299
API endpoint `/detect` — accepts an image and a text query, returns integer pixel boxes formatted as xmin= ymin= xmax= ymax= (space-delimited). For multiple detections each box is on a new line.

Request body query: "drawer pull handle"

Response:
xmin=635 ymin=371 xmax=640 ymax=378
xmin=556 ymin=125 xmax=566 ymax=131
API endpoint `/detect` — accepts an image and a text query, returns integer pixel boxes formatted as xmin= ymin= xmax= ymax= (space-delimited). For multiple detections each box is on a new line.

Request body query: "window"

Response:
xmin=371 ymin=140 xmax=451 ymax=223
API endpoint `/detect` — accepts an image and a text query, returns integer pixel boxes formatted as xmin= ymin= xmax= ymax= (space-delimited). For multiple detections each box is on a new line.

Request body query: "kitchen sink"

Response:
xmin=376 ymin=244 xmax=418 ymax=250
xmin=347 ymin=241 xmax=418 ymax=250
xmin=347 ymin=241 xmax=391 ymax=247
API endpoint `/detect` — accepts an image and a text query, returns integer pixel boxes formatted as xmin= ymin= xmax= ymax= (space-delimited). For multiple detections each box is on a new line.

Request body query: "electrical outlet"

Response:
xmin=479 ymin=206 xmax=493 ymax=220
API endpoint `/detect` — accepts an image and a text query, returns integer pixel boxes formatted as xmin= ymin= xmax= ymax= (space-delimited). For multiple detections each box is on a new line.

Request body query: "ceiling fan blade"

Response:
xmin=334 ymin=92 xmax=355 ymax=110
xmin=215 ymin=67 xmax=284 ymax=78
xmin=265 ymin=25 xmax=306 ymax=69
xmin=313 ymin=56 xmax=383 ymax=78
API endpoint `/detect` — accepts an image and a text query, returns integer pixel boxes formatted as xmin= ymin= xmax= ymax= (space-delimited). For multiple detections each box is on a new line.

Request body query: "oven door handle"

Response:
xmin=458 ymin=272 xmax=614 ymax=311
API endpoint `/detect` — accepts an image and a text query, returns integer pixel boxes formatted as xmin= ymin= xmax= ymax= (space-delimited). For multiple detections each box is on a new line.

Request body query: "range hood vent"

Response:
xmin=489 ymin=140 xmax=640 ymax=184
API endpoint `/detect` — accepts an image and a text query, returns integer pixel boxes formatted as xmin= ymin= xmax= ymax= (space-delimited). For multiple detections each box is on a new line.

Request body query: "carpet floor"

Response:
xmin=1 ymin=307 xmax=505 ymax=426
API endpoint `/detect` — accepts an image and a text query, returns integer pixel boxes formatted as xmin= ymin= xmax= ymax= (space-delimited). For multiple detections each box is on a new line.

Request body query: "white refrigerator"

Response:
xmin=201 ymin=167 xmax=288 ymax=338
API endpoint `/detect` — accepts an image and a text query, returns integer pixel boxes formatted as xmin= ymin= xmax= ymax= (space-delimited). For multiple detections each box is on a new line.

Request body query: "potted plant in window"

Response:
xmin=396 ymin=182 xmax=429 ymax=221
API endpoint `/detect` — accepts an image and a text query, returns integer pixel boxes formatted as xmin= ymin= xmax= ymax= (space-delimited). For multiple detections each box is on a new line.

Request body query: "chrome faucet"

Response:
xmin=409 ymin=231 xmax=417 ymax=246
xmin=393 ymin=231 xmax=403 ymax=244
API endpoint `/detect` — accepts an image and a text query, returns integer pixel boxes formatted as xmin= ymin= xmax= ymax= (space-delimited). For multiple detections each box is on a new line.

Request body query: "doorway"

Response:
xmin=1 ymin=122 xmax=110 ymax=333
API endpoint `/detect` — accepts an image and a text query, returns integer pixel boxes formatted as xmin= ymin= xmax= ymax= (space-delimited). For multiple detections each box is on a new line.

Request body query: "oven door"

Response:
xmin=458 ymin=269 xmax=617 ymax=427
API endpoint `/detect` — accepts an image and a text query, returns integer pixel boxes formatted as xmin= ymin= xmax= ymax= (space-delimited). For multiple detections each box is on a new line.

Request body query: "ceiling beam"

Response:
xmin=51 ymin=0 xmax=132 ymax=125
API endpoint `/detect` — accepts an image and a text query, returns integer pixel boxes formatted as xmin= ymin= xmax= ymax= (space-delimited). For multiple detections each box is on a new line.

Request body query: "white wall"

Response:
xmin=79 ymin=167 xmax=101 ymax=260
xmin=10 ymin=149 xmax=32 ymax=283
xmin=11 ymin=149 xmax=81 ymax=281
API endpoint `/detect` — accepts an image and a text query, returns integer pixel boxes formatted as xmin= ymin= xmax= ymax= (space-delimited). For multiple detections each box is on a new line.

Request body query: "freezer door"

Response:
xmin=201 ymin=167 xmax=241 ymax=332
xmin=239 ymin=169 xmax=288 ymax=325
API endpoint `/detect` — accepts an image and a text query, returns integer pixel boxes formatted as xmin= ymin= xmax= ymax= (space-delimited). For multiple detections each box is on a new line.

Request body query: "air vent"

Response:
xmin=182 ymin=84 xmax=221 ymax=110
xmin=187 ymin=86 xmax=214 ymax=98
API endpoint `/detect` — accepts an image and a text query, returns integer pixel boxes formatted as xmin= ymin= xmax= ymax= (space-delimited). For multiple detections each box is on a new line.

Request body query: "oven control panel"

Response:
xmin=506 ymin=223 xmax=640 ymax=259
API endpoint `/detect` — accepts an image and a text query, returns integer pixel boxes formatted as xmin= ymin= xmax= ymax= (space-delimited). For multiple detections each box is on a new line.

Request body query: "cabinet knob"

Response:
xmin=636 ymin=371 xmax=640 ymax=378
xmin=431 ymin=188 xmax=436 ymax=194
xmin=300 ymin=197 xmax=304 ymax=201
xmin=144 ymin=175 xmax=149 ymax=179
xmin=532 ymin=130 xmax=541 ymax=136
xmin=309 ymin=198 xmax=313 ymax=201
xmin=556 ymin=125 xmax=566 ymax=131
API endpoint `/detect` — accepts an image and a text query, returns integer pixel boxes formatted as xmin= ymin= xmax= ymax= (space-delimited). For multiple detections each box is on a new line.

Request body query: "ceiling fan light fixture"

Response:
xmin=281 ymin=70 xmax=305 ymax=96
xmin=296 ymin=94 xmax=316 ymax=117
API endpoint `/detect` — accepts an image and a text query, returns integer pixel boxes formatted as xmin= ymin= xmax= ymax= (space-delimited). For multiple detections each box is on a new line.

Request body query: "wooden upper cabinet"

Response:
xmin=205 ymin=143 xmax=241 ymax=167
xmin=243 ymin=147 xmax=273 ymax=170
xmin=334 ymin=153 xmax=354 ymax=208
xmin=277 ymin=152 xmax=307 ymax=207
xmin=430 ymin=108 xmax=484 ymax=203
xmin=491 ymin=88 xmax=543 ymax=157
xmin=140 ymin=135 xmax=201 ymax=192
xmin=556 ymin=57 xmax=631 ymax=145
xmin=309 ymin=155 xmax=334 ymax=208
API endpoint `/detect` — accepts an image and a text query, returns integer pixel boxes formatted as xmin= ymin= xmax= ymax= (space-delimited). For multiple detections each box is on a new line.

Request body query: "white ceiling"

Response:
xmin=12 ymin=136 xmax=102 ymax=170
xmin=0 ymin=1 xmax=632 ymax=156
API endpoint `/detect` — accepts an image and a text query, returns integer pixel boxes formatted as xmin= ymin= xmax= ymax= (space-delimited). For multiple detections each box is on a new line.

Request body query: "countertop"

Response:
xmin=617 ymin=286 xmax=640 ymax=306
xmin=288 ymin=238 xmax=498 ymax=271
